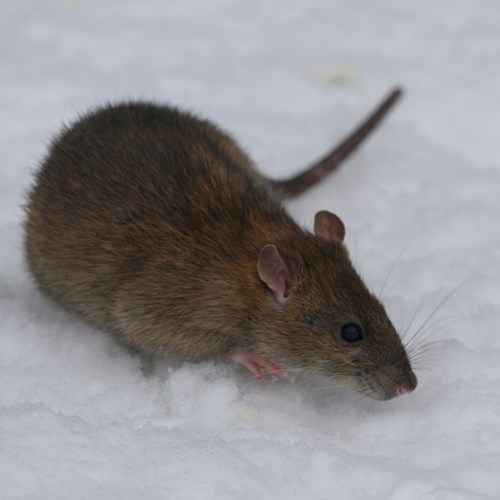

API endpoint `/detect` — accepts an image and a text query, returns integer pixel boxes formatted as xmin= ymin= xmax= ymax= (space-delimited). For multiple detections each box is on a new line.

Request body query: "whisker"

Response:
xmin=404 ymin=302 xmax=465 ymax=353
xmin=408 ymin=339 xmax=444 ymax=359
xmin=378 ymin=229 xmax=427 ymax=301
xmin=408 ymin=340 xmax=445 ymax=357
xmin=279 ymin=371 xmax=317 ymax=392
xmin=405 ymin=322 xmax=453 ymax=353
xmin=410 ymin=351 xmax=440 ymax=364
xmin=413 ymin=366 xmax=439 ymax=374
xmin=381 ymin=267 xmax=419 ymax=303
xmin=410 ymin=358 xmax=440 ymax=370
xmin=303 ymin=382 xmax=350 ymax=392
xmin=401 ymin=295 xmax=428 ymax=342
xmin=325 ymin=385 xmax=365 ymax=405
xmin=420 ymin=317 xmax=462 ymax=341
xmin=409 ymin=278 xmax=477 ymax=344
xmin=353 ymin=214 xmax=360 ymax=270
xmin=402 ymin=298 xmax=461 ymax=355
xmin=285 ymin=378 xmax=315 ymax=389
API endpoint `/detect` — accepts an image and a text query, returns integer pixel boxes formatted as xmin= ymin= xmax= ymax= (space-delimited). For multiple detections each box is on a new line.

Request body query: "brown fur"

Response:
xmin=24 ymin=100 xmax=416 ymax=400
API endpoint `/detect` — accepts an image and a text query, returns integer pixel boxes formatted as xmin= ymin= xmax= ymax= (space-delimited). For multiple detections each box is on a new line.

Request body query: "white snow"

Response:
xmin=1 ymin=1 xmax=499 ymax=499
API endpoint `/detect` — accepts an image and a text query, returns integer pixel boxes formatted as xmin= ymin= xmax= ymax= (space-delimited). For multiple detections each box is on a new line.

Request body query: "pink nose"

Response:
xmin=395 ymin=384 xmax=411 ymax=397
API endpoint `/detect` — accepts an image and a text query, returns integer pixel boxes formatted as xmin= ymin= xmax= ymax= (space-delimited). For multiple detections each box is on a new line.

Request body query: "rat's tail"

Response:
xmin=268 ymin=88 xmax=403 ymax=199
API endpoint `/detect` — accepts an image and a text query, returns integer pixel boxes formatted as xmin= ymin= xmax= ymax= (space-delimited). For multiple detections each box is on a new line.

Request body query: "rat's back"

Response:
xmin=24 ymin=102 xmax=287 ymax=335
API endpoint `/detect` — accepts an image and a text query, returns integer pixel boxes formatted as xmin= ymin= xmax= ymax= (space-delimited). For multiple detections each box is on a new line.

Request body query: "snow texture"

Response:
xmin=1 ymin=1 xmax=499 ymax=499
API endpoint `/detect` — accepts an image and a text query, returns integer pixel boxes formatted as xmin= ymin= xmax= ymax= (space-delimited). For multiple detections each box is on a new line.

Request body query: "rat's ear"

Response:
xmin=314 ymin=210 xmax=345 ymax=242
xmin=257 ymin=244 xmax=295 ymax=306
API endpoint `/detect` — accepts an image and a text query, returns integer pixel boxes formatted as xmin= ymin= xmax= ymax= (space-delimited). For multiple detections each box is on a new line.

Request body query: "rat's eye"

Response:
xmin=341 ymin=323 xmax=363 ymax=343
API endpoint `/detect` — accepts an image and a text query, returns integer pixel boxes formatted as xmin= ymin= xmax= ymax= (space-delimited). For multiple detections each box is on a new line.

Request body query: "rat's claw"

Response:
xmin=232 ymin=352 xmax=285 ymax=381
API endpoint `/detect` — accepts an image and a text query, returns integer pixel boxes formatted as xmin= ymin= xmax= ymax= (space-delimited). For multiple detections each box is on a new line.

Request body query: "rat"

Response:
xmin=24 ymin=88 xmax=417 ymax=401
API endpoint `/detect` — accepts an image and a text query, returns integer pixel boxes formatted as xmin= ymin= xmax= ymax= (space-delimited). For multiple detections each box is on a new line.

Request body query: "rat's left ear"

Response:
xmin=257 ymin=244 xmax=295 ymax=306
xmin=314 ymin=210 xmax=345 ymax=242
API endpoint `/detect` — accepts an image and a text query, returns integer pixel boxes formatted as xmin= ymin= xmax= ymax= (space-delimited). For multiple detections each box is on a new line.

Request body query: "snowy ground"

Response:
xmin=1 ymin=1 xmax=500 ymax=499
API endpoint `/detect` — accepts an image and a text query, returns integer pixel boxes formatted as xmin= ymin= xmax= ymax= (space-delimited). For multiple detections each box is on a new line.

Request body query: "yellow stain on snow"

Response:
xmin=239 ymin=404 xmax=260 ymax=421
xmin=65 ymin=0 xmax=85 ymax=10
xmin=310 ymin=63 xmax=360 ymax=87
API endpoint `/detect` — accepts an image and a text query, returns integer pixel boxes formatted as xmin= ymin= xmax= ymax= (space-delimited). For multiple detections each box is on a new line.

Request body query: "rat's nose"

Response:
xmin=394 ymin=369 xmax=418 ymax=397
xmin=395 ymin=383 xmax=412 ymax=397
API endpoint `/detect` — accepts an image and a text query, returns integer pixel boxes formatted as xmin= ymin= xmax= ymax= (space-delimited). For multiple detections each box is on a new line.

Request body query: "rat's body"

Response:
xmin=25 ymin=91 xmax=417 ymax=400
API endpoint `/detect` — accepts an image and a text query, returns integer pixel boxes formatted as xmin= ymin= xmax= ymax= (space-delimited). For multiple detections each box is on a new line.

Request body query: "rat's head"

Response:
xmin=257 ymin=210 xmax=417 ymax=401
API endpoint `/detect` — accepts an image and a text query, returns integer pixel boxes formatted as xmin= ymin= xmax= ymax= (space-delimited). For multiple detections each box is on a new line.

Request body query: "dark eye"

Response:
xmin=341 ymin=323 xmax=363 ymax=343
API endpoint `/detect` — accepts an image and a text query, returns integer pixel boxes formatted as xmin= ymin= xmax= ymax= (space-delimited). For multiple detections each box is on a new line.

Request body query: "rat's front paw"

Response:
xmin=232 ymin=352 xmax=285 ymax=381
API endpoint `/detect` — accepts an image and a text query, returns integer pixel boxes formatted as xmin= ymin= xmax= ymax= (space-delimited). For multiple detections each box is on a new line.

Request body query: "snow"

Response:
xmin=1 ymin=1 xmax=499 ymax=499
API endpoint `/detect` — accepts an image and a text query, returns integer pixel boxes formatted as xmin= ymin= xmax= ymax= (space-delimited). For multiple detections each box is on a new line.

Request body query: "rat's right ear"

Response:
xmin=314 ymin=210 xmax=345 ymax=242
xmin=257 ymin=244 xmax=295 ymax=306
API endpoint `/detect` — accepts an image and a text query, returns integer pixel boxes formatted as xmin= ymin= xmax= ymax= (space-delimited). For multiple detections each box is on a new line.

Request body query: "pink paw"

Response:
xmin=232 ymin=352 xmax=285 ymax=381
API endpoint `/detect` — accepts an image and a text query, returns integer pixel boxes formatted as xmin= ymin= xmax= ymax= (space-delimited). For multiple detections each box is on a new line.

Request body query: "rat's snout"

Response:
xmin=361 ymin=364 xmax=417 ymax=401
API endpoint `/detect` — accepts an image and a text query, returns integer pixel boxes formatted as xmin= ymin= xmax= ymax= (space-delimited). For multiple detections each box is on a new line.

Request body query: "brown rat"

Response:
xmin=24 ymin=88 xmax=416 ymax=400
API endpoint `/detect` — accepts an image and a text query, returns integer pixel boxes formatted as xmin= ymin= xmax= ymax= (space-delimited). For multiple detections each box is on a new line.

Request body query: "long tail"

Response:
xmin=268 ymin=88 xmax=403 ymax=199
